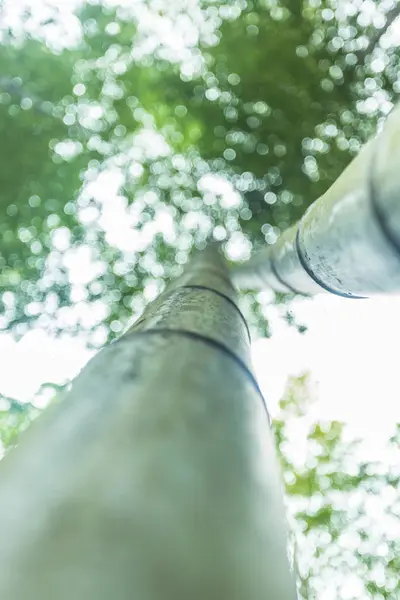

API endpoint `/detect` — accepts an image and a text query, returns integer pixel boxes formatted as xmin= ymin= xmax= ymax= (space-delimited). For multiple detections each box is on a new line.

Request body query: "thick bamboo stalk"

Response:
xmin=233 ymin=104 xmax=400 ymax=298
xmin=0 ymin=246 xmax=296 ymax=600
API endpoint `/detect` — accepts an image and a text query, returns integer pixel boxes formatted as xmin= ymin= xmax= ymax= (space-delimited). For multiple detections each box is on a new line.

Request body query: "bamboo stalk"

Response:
xmin=0 ymin=246 xmax=296 ymax=600
xmin=233 ymin=104 xmax=400 ymax=298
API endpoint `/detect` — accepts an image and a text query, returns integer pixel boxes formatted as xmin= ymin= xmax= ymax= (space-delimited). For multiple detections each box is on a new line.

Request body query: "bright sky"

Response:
xmin=253 ymin=293 xmax=400 ymax=431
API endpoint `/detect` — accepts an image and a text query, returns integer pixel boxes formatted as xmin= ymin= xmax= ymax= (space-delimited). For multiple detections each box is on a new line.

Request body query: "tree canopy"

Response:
xmin=276 ymin=375 xmax=400 ymax=599
xmin=1 ymin=0 xmax=399 ymax=342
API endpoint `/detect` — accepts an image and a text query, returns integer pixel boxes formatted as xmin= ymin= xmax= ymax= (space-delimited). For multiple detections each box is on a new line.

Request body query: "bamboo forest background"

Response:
xmin=1 ymin=0 xmax=400 ymax=597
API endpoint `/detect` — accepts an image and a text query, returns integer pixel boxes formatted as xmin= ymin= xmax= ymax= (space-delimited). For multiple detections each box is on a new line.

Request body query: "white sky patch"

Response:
xmin=252 ymin=292 xmax=400 ymax=436
xmin=51 ymin=227 xmax=71 ymax=252
xmin=62 ymin=245 xmax=105 ymax=285
xmin=84 ymin=169 xmax=125 ymax=205
xmin=198 ymin=174 xmax=242 ymax=209
xmin=132 ymin=129 xmax=171 ymax=159
xmin=0 ymin=330 xmax=93 ymax=402
xmin=225 ymin=231 xmax=252 ymax=261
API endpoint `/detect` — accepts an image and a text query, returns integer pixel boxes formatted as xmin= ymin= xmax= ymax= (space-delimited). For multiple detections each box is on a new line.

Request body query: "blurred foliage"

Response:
xmin=0 ymin=382 xmax=63 ymax=452
xmin=0 ymin=0 xmax=399 ymax=343
xmin=0 ymin=395 xmax=38 ymax=451
xmin=275 ymin=374 xmax=400 ymax=599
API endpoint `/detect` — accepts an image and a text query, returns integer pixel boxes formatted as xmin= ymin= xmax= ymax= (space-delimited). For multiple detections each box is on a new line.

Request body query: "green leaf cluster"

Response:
xmin=1 ymin=0 xmax=398 ymax=339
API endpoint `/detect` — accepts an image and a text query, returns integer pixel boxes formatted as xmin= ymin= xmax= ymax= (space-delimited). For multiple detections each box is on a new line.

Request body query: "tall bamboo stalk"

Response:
xmin=233 ymin=104 xmax=400 ymax=298
xmin=0 ymin=246 xmax=296 ymax=600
